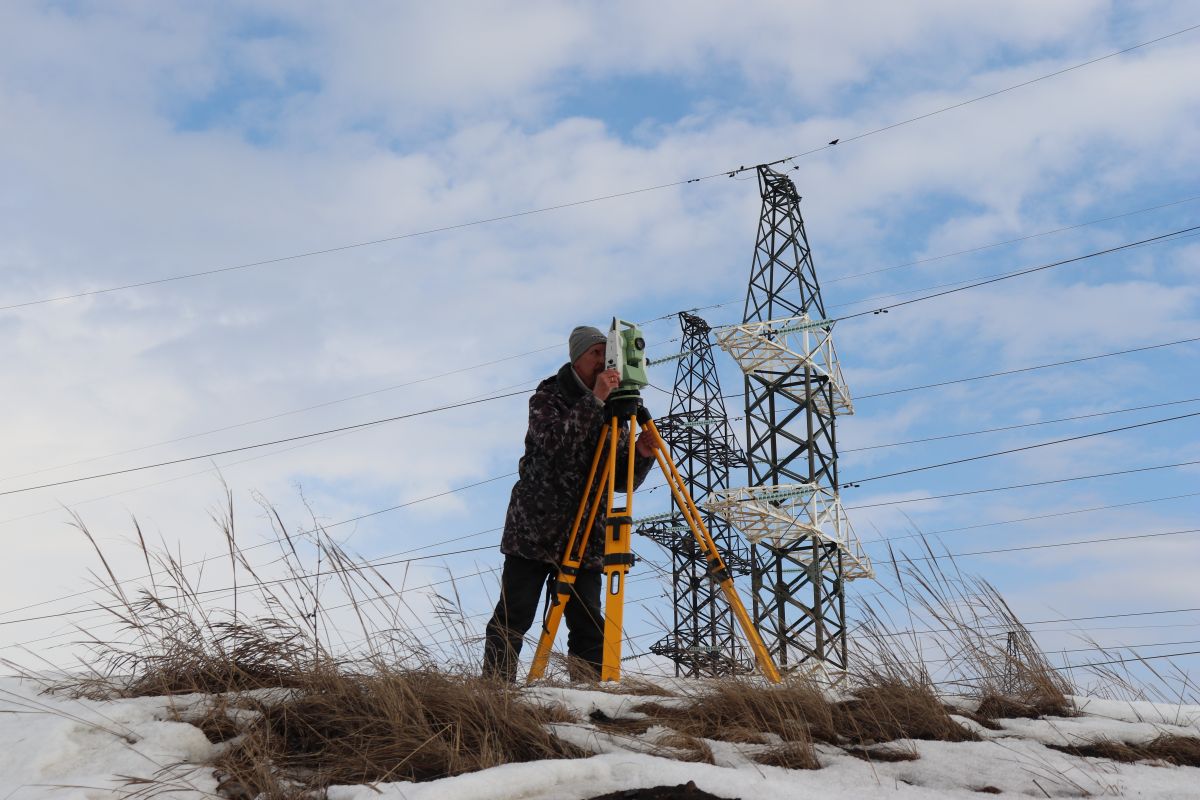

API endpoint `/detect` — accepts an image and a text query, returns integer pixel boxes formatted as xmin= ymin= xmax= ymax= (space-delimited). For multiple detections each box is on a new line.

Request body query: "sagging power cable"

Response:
xmin=3 ymin=23 xmax=1194 ymax=314
xmin=840 ymin=410 xmax=1200 ymax=488
xmin=843 ymin=396 xmax=1200 ymax=450
xmin=0 ymin=390 xmax=527 ymax=499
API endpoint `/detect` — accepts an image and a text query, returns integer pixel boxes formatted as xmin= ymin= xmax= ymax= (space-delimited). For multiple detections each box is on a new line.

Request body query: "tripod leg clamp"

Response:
xmin=553 ymin=564 xmax=579 ymax=599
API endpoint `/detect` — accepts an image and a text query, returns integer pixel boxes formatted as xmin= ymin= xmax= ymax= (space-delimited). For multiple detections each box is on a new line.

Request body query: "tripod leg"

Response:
xmin=527 ymin=420 xmax=614 ymax=682
xmin=640 ymin=417 xmax=782 ymax=684
xmin=600 ymin=413 xmax=637 ymax=681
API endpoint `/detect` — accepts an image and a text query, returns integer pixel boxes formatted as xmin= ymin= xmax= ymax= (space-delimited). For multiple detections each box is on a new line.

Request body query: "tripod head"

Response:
xmin=605 ymin=317 xmax=648 ymax=416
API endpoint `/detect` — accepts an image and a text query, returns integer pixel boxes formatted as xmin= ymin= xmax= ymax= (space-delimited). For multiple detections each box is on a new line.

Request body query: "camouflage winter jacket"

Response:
xmin=501 ymin=363 xmax=654 ymax=571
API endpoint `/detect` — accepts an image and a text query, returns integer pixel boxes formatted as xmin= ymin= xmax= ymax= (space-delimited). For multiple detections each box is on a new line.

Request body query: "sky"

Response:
xmin=0 ymin=1 xmax=1197 ymax=688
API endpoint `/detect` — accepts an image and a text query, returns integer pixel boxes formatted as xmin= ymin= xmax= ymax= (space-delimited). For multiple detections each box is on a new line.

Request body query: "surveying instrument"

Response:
xmin=528 ymin=319 xmax=782 ymax=683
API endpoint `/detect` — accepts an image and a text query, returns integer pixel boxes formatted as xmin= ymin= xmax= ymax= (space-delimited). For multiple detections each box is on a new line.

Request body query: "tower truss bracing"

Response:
xmin=636 ymin=311 xmax=752 ymax=677
xmin=715 ymin=164 xmax=872 ymax=674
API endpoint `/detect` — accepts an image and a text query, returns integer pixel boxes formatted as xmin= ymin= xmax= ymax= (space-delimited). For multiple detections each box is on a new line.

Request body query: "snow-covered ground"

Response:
xmin=1 ymin=677 xmax=1198 ymax=799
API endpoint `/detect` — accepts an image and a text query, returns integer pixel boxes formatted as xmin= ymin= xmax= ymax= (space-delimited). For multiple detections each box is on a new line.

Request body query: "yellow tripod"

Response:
xmin=527 ymin=399 xmax=781 ymax=683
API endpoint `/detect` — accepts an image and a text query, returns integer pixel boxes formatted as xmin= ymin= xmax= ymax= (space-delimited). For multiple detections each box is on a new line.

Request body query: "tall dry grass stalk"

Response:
xmin=19 ymin=495 xmax=1195 ymax=795
xmin=10 ymin=491 xmax=587 ymax=795
xmin=853 ymin=536 xmax=1073 ymax=718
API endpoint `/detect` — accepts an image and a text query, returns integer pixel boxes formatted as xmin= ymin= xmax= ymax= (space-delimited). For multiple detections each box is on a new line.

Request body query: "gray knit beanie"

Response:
xmin=569 ymin=325 xmax=607 ymax=363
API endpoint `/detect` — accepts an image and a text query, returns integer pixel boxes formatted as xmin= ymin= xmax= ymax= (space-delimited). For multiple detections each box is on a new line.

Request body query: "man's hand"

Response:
xmin=636 ymin=430 xmax=657 ymax=458
xmin=592 ymin=368 xmax=621 ymax=402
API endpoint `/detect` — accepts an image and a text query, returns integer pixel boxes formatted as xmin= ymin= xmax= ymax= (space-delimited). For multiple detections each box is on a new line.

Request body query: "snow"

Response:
xmin=2 ymin=676 xmax=1199 ymax=799
xmin=0 ymin=677 xmax=218 ymax=799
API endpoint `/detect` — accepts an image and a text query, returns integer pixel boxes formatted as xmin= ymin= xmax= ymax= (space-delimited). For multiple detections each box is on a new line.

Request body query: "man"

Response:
xmin=482 ymin=325 xmax=655 ymax=682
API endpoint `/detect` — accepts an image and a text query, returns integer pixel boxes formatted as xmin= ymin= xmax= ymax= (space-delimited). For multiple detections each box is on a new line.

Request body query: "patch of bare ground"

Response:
xmin=1048 ymin=735 xmax=1200 ymax=767
xmin=586 ymin=782 xmax=734 ymax=800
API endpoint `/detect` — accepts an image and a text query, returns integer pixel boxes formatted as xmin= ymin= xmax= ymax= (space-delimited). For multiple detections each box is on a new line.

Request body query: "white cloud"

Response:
xmin=1 ymin=1 xmax=1197 ymax=664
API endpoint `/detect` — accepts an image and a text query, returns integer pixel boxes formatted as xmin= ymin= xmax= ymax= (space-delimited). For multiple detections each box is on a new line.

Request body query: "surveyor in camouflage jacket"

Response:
xmin=482 ymin=325 xmax=655 ymax=682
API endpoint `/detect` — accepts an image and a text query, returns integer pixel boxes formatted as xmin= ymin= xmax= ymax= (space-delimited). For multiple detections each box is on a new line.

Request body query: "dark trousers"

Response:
xmin=482 ymin=554 xmax=604 ymax=682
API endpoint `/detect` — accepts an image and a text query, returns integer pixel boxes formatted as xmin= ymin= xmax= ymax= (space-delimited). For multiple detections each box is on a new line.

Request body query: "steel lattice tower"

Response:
xmin=733 ymin=164 xmax=860 ymax=672
xmin=638 ymin=312 xmax=751 ymax=676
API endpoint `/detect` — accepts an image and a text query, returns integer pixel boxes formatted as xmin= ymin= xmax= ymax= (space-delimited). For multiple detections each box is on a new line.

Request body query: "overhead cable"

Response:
xmin=3 ymin=23 xmax=1195 ymax=314
xmin=844 ymin=458 xmax=1200 ymax=510
xmin=843 ymin=395 xmax=1200 ymax=450
xmin=859 ymin=490 xmax=1200 ymax=545
xmin=837 ymin=224 xmax=1200 ymax=320
xmin=0 ymin=390 xmax=527 ymax=499
xmin=841 ymin=410 xmax=1200 ymax=487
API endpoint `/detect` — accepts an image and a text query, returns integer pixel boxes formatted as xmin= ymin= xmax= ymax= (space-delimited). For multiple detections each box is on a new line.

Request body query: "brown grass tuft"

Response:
xmin=852 ymin=536 xmax=1073 ymax=720
xmin=976 ymin=693 xmax=1057 ymax=720
xmin=1048 ymin=734 xmax=1200 ymax=767
xmin=634 ymin=678 xmax=832 ymax=747
xmin=841 ymin=745 xmax=920 ymax=762
xmin=752 ymin=741 xmax=821 ymax=770
xmin=833 ymin=681 xmax=978 ymax=744
xmin=653 ymin=732 xmax=716 ymax=764
xmin=589 ymin=708 xmax=655 ymax=735
xmin=217 ymin=669 xmax=585 ymax=791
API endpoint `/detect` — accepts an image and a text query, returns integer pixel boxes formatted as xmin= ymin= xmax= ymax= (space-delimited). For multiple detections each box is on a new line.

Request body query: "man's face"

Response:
xmin=573 ymin=341 xmax=607 ymax=389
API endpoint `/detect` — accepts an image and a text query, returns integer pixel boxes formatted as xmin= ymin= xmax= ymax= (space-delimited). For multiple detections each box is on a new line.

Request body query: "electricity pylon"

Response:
xmin=637 ymin=312 xmax=751 ymax=676
xmin=708 ymin=165 xmax=873 ymax=678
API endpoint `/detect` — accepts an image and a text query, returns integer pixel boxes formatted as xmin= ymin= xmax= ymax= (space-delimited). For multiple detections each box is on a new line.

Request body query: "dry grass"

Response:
xmin=833 ymin=681 xmax=978 ymax=744
xmin=1047 ymin=734 xmax=1200 ymax=768
xmin=653 ymin=732 xmax=716 ymax=764
xmin=634 ymin=678 xmax=976 ymax=747
xmin=634 ymin=678 xmax=832 ymax=746
xmin=841 ymin=745 xmax=920 ymax=763
xmin=752 ymin=742 xmax=821 ymax=769
xmin=24 ymin=494 xmax=588 ymax=795
xmin=23 ymin=495 xmax=1198 ymax=794
xmin=218 ymin=669 xmax=584 ymax=793
xmin=853 ymin=536 xmax=1073 ymax=719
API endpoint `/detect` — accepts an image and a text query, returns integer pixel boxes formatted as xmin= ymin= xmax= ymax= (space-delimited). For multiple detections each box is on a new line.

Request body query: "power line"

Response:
xmin=864 ymin=605 xmax=1200 ymax=639
xmin=15 ymin=209 xmax=1195 ymax=493
xmin=1059 ymin=649 xmax=1200 ymax=670
xmin=649 ymin=190 xmax=1200 ymax=328
xmin=759 ymin=23 xmax=1200 ymax=170
xmin=0 ymin=542 xmax=500 ymax=629
xmin=855 ymin=336 xmax=1200 ymax=401
xmin=722 ymin=292 xmax=1200 ymax=405
xmin=836 ymin=224 xmax=1200 ymax=320
xmin=843 ymin=396 xmax=1200 ymax=451
xmin=812 ymin=229 xmax=1200 ymax=317
xmin=0 ymin=369 xmax=549 ymax=486
xmin=4 ymin=23 xmax=1194 ymax=314
xmin=860 ymin=490 xmax=1200 ymax=546
xmin=28 ymin=299 xmax=1199 ymax=505
xmin=823 ymin=194 xmax=1200 ymax=285
xmin=844 ymin=458 xmax=1200 ymax=510
xmin=841 ymin=410 xmax=1200 ymax=487
xmin=0 ymin=390 xmax=528 ymax=499
xmin=8 ymin=449 xmax=1197 ymax=623
xmin=871 ymin=526 xmax=1200 ymax=567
